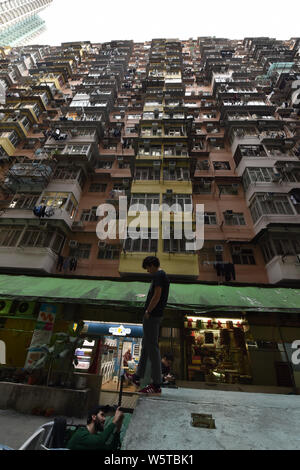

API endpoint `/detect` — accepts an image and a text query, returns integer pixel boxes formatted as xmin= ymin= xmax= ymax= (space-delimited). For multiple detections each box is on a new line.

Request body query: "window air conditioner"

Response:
xmin=69 ymin=240 xmax=79 ymax=248
xmin=0 ymin=299 xmax=13 ymax=316
xmin=15 ymin=301 xmax=35 ymax=317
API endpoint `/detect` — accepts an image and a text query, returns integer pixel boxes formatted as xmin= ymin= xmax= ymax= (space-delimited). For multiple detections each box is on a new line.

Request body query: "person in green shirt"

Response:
xmin=66 ymin=405 xmax=124 ymax=451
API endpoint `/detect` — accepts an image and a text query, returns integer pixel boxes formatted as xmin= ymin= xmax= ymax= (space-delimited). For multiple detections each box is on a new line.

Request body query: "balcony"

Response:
xmin=0 ymin=246 xmax=57 ymax=274
xmin=3 ymin=162 xmax=54 ymax=193
xmin=265 ymin=255 xmax=300 ymax=284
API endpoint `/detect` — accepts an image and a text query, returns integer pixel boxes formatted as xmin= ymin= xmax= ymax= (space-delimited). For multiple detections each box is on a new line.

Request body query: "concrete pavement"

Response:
xmin=122 ymin=387 xmax=300 ymax=450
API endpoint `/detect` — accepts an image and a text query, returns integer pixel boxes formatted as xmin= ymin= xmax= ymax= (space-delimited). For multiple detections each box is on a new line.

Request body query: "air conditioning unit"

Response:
xmin=215 ymin=245 xmax=224 ymax=252
xmin=0 ymin=299 xmax=13 ymax=316
xmin=69 ymin=240 xmax=79 ymax=248
xmin=15 ymin=301 xmax=35 ymax=318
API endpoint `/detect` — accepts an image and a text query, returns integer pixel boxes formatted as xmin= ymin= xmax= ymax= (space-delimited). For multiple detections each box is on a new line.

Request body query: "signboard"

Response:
xmin=109 ymin=324 xmax=132 ymax=336
xmin=24 ymin=304 xmax=57 ymax=369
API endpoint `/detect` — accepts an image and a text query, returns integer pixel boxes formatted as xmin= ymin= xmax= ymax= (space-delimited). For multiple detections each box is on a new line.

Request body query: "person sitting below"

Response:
xmin=161 ymin=353 xmax=176 ymax=385
xmin=66 ymin=405 xmax=124 ymax=450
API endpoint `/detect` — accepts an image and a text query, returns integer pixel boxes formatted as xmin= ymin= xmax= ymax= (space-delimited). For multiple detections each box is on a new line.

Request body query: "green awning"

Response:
xmin=0 ymin=274 xmax=299 ymax=313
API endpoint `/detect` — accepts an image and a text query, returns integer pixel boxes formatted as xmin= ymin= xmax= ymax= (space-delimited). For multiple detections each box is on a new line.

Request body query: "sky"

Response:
xmin=30 ymin=0 xmax=300 ymax=45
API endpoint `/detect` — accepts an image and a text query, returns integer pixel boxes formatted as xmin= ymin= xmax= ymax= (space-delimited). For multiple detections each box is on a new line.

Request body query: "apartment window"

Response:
xmin=250 ymin=195 xmax=295 ymax=223
xmin=76 ymin=243 xmax=91 ymax=259
xmin=97 ymin=160 xmax=112 ymax=169
xmin=239 ymin=145 xmax=265 ymax=157
xmin=224 ymin=212 xmax=246 ymax=225
xmin=135 ymin=168 xmax=160 ymax=180
xmin=218 ymin=184 xmax=239 ymax=195
xmin=0 ymin=146 xmax=9 ymax=158
xmin=213 ymin=161 xmax=230 ymax=170
xmin=163 ymin=168 xmax=190 ymax=181
xmin=163 ymin=229 xmax=190 ymax=253
xmin=97 ymin=244 xmax=120 ymax=260
xmin=193 ymin=181 xmax=212 ymax=194
xmin=20 ymin=230 xmax=53 ymax=248
xmin=65 ymin=145 xmax=90 ymax=155
xmin=0 ymin=229 xmax=22 ymax=247
xmin=80 ymin=207 xmax=98 ymax=222
xmin=130 ymin=193 xmax=160 ymax=211
xmin=53 ymin=168 xmax=80 ymax=180
xmin=124 ymin=229 xmax=158 ymax=252
xmin=162 ymin=194 xmax=192 ymax=211
xmin=9 ymin=195 xmax=39 ymax=210
xmin=261 ymin=242 xmax=276 ymax=263
xmin=204 ymin=212 xmax=217 ymax=225
xmin=89 ymin=183 xmax=107 ymax=192
xmin=231 ymin=248 xmax=256 ymax=265
xmin=31 ymin=103 xmax=41 ymax=118
xmin=282 ymin=170 xmax=300 ymax=183
xmin=21 ymin=116 xmax=30 ymax=131
xmin=273 ymin=239 xmax=300 ymax=256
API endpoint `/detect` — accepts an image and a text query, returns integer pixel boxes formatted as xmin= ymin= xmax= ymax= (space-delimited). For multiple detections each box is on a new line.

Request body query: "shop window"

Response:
xmin=184 ymin=316 xmax=251 ymax=384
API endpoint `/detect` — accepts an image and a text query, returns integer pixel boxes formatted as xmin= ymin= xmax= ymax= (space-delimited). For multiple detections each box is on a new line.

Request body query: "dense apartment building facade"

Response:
xmin=0 ymin=37 xmax=300 ymax=391
xmin=0 ymin=0 xmax=53 ymax=46
xmin=0 ymin=37 xmax=299 ymax=286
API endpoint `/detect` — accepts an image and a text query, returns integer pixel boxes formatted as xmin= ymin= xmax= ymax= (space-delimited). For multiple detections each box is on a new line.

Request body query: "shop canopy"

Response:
xmin=0 ymin=274 xmax=299 ymax=314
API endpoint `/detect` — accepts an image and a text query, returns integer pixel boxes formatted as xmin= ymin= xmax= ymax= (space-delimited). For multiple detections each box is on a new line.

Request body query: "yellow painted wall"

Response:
xmin=0 ymin=137 xmax=15 ymax=156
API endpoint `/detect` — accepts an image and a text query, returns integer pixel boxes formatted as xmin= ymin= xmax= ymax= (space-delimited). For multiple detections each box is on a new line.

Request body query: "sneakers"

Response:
xmin=124 ymin=372 xmax=140 ymax=387
xmin=138 ymin=384 xmax=161 ymax=396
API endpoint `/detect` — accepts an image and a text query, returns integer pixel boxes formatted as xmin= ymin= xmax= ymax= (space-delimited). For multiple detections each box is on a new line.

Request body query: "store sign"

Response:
xmin=24 ymin=304 xmax=57 ymax=369
xmin=109 ymin=325 xmax=131 ymax=336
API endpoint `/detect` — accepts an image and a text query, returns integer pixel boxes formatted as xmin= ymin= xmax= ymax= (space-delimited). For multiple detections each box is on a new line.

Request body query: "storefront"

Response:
xmin=183 ymin=314 xmax=252 ymax=384
xmin=75 ymin=321 xmax=143 ymax=393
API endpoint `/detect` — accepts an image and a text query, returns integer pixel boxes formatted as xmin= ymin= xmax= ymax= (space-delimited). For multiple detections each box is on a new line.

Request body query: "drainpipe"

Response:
xmin=277 ymin=314 xmax=298 ymax=394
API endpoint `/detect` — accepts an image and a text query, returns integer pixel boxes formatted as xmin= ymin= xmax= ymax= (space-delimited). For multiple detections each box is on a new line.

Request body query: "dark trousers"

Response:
xmin=136 ymin=315 xmax=162 ymax=385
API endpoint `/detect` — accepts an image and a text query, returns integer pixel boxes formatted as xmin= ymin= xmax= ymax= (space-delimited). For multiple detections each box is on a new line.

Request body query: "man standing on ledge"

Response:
xmin=126 ymin=256 xmax=170 ymax=395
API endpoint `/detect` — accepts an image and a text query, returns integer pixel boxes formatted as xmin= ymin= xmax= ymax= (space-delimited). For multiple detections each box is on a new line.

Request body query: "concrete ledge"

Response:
xmin=0 ymin=382 xmax=90 ymax=418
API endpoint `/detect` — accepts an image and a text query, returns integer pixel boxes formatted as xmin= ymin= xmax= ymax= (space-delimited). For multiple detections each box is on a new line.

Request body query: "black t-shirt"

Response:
xmin=145 ymin=269 xmax=170 ymax=317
